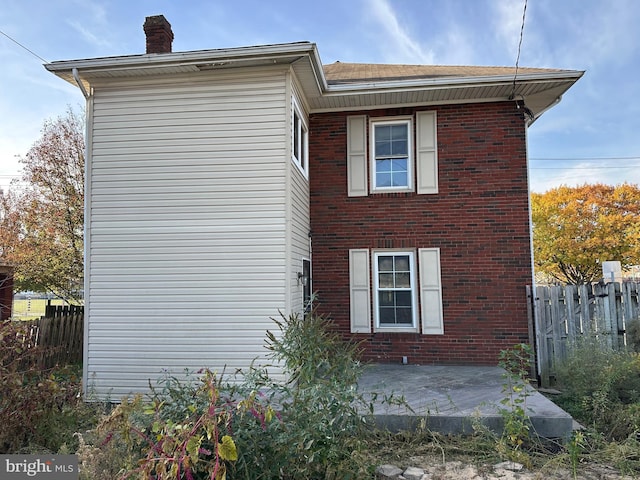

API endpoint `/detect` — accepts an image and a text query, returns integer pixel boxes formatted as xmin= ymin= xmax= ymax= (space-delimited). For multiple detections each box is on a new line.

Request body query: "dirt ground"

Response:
xmin=378 ymin=456 xmax=637 ymax=479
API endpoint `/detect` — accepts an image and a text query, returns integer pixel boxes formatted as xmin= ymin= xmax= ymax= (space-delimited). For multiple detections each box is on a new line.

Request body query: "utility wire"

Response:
xmin=531 ymin=156 xmax=640 ymax=161
xmin=530 ymin=165 xmax=640 ymax=170
xmin=510 ymin=0 xmax=528 ymax=100
xmin=0 ymin=28 xmax=49 ymax=63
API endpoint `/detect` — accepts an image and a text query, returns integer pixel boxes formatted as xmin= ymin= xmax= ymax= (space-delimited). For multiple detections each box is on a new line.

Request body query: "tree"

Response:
xmin=1 ymin=108 xmax=84 ymax=302
xmin=531 ymin=183 xmax=640 ymax=284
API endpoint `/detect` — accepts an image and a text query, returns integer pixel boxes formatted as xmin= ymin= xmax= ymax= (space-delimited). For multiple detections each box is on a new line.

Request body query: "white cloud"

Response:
xmin=491 ymin=0 xmax=527 ymax=60
xmin=66 ymin=20 xmax=114 ymax=49
xmin=367 ymin=0 xmax=434 ymax=64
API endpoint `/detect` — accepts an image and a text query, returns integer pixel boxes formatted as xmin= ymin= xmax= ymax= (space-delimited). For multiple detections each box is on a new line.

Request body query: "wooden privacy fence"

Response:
xmin=21 ymin=304 xmax=84 ymax=370
xmin=528 ymin=282 xmax=640 ymax=387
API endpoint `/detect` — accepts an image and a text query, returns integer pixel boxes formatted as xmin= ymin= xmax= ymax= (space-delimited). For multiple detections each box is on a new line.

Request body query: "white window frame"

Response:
xmin=292 ymin=98 xmax=309 ymax=178
xmin=373 ymin=250 xmax=418 ymax=332
xmin=370 ymin=117 xmax=413 ymax=193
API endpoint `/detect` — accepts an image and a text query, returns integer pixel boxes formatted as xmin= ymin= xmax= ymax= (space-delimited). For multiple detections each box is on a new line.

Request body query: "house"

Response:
xmin=45 ymin=15 xmax=583 ymax=399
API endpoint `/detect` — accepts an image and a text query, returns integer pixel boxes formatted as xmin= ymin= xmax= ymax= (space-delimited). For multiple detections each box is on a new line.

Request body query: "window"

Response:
xmin=374 ymin=251 xmax=417 ymax=328
xmin=349 ymin=247 xmax=443 ymax=334
xmin=371 ymin=119 xmax=412 ymax=191
xmin=347 ymin=112 xmax=438 ymax=196
xmin=292 ymin=99 xmax=308 ymax=176
xmin=302 ymin=258 xmax=311 ymax=313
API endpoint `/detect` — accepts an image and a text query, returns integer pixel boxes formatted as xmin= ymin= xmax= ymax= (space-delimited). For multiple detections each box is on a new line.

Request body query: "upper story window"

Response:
xmin=292 ymin=99 xmax=308 ymax=177
xmin=371 ymin=119 xmax=412 ymax=191
xmin=347 ymin=112 xmax=438 ymax=197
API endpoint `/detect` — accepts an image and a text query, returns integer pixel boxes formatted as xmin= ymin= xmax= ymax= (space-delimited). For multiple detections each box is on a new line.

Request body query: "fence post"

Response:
xmin=536 ymin=285 xmax=551 ymax=387
xmin=526 ymin=286 xmax=538 ymax=381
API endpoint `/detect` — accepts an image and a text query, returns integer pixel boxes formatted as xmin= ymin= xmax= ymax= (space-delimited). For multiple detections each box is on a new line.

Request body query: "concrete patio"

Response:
xmin=357 ymin=364 xmax=574 ymax=439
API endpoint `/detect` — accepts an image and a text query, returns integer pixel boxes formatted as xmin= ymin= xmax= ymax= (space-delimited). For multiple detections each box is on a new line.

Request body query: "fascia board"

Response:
xmin=324 ymin=70 xmax=584 ymax=95
xmin=44 ymin=42 xmax=319 ymax=73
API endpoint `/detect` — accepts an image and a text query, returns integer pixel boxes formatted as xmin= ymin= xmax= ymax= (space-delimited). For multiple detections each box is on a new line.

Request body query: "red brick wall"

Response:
xmin=309 ymin=102 xmax=532 ymax=365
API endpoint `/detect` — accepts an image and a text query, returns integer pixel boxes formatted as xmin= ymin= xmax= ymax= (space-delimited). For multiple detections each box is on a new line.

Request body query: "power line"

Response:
xmin=530 ymin=165 xmax=640 ymax=170
xmin=531 ymin=156 xmax=640 ymax=161
xmin=0 ymin=28 xmax=48 ymax=63
xmin=510 ymin=0 xmax=528 ymax=100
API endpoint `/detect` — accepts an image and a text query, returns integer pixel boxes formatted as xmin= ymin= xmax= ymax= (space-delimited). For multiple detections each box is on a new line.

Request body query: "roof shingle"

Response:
xmin=322 ymin=61 xmax=571 ymax=84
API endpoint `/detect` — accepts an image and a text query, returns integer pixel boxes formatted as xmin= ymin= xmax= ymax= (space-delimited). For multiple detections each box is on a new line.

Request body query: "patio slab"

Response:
xmin=357 ymin=364 xmax=574 ymax=439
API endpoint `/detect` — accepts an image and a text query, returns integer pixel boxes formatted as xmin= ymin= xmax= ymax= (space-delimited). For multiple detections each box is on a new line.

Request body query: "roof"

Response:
xmin=323 ymin=62 xmax=574 ymax=84
xmin=45 ymin=41 xmax=583 ymax=121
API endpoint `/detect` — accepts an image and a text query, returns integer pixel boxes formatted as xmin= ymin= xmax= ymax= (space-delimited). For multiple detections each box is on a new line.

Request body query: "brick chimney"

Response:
xmin=143 ymin=15 xmax=173 ymax=54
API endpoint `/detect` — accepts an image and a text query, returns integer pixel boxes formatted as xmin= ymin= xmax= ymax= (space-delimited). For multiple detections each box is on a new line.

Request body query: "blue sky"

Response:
xmin=1 ymin=0 xmax=640 ymax=193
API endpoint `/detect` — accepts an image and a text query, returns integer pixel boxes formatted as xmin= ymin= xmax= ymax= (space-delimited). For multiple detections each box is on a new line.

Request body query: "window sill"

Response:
xmin=374 ymin=326 xmax=419 ymax=334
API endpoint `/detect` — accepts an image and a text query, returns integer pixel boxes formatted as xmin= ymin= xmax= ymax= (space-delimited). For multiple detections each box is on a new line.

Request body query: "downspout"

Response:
xmin=72 ymin=68 xmax=90 ymax=99
xmin=524 ymin=95 xmax=562 ymax=384
xmin=72 ymin=66 xmax=92 ymax=394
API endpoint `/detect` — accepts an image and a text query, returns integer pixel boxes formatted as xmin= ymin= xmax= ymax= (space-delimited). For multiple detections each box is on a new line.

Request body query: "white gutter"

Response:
xmin=324 ymin=71 xmax=583 ymax=95
xmin=46 ymin=42 xmax=319 ymax=72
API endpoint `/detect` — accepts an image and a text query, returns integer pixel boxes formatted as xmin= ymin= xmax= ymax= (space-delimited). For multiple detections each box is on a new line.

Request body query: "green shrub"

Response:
xmin=497 ymin=343 xmax=534 ymax=466
xmin=88 ymin=310 xmax=373 ymax=480
xmin=554 ymin=337 xmax=640 ymax=440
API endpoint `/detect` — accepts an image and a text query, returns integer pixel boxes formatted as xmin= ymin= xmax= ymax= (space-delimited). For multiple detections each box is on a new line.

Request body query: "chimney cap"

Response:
xmin=144 ymin=15 xmax=172 ymax=28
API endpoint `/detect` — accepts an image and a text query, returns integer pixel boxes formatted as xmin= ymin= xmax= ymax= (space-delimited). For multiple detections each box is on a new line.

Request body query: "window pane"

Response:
xmin=396 ymin=307 xmax=413 ymax=324
xmin=293 ymin=113 xmax=300 ymax=160
xmin=379 ymin=307 xmax=395 ymax=324
xmin=395 ymin=290 xmax=412 ymax=307
xmin=395 ymin=272 xmax=410 ymax=288
xmin=392 ymin=172 xmax=408 ymax=187
xmin=379 ymin=273 xmax=394 ymax=288
xmin=376 ymin=159 xmax=392 ymax=173
xmin=376 ymin=173 xmax=391 ymax=187
xmin=378 ymin=256 xmax=393 ymax=272
xmin=390 ymin=139 xmax=408 ymax=156
xmin=394 ymin=256 xmax=410 ymax=271
xmin=391 ymin=159 xmax=407 ymax=173
xmin=379 ymin=291 xmax=394 ymax=306
xmin=376 ymin=141 xmax=391 ymax=157
xmin=375 ymin=125 xmax=391 ymax=141
xmin=391 ymin=124 xmax=407 ymax=140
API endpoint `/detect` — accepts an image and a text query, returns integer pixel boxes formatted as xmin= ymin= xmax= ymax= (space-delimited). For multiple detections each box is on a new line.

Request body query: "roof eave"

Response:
xmin=44 ymin=41 xmax=328 ymax=92
xmin=324 ymin=70 xmax=584 ymax=93
xmin=45 ymin=42 xmax=317 ymax=72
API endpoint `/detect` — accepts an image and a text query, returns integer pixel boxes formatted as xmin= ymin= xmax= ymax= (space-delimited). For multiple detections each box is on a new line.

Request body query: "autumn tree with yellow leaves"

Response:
xmin=0 ymin=109 xmax=84 ymax=302
xmin=531 ymin=183 xmax=640 ymax=284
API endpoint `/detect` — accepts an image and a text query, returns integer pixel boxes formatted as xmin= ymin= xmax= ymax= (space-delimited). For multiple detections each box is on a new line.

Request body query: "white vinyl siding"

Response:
xmin=85 ymin=67 xmax=290 ymax=399
xmin=289 ymin=78 xmax=311 ymax=315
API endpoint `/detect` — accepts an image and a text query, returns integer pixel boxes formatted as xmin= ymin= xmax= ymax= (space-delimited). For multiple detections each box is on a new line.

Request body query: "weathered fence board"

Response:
xmin=530 ymin=282 xmax=640 ymax=387
xmin=16 ymin=305 xmax=84 ymax=370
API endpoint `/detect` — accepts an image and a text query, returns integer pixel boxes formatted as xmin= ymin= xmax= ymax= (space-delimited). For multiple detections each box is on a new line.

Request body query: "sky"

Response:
xmin=1 ymin=0 xmax=640 ymax=193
